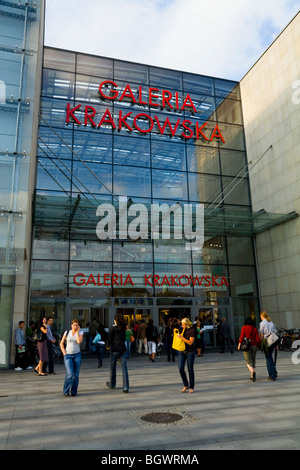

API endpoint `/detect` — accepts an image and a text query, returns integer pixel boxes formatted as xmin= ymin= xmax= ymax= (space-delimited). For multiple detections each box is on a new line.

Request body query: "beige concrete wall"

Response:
xmin=240 ymin=12 xmax=300 ymax=329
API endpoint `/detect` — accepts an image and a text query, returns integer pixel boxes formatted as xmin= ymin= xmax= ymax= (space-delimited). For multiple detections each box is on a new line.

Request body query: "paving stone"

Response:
xmin=0 ymin=350 xmax=300 ymax=450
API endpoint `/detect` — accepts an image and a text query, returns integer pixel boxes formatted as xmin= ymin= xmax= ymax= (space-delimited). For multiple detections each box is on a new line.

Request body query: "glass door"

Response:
xmin=135 ymin=308 xmax=151 ymax=324
xmin=116 ymin=307 xmax=152 ymax=327
xmin=116 ymin=307 xmax=135 ymax=326
xmin=90 ymin=307 xmax=110 ymax=328
xmin=159 ymin=307 xmax=191 ymax=328
xmin=197 ymin=306 xmax=231 ymax=348
xmin=71 ymin=307 xmax=90 ymax=328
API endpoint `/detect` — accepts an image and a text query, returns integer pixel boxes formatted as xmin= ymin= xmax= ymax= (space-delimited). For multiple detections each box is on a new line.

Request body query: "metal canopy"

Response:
xmin=33 ymin=194 xmax=298 ymax=238
xmin=204 ymin=207 xmax=298 ymax=236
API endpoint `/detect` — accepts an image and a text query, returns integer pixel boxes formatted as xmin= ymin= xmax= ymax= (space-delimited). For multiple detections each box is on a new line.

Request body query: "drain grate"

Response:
xmin=131 ymin=408 xmax=198 ymax=428
xmin=141 ymin=412 xmax=182 ymax=424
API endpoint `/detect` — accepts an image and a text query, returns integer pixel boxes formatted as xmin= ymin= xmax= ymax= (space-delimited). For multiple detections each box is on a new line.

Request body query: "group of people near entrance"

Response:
xmin=15 ymin=310 xmax=279 ymax=396
xmin=58 ymin=315 xmax=198 ymax=396
xmin=14 ymin=317 xmax=57 ymax=374
xmin=59 ymin=310 xmax=280 ymax=396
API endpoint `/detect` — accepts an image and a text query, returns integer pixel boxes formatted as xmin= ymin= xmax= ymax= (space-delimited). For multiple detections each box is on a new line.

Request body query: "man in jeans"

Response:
xmin=137 ymin=319 xmax=148 ymax=354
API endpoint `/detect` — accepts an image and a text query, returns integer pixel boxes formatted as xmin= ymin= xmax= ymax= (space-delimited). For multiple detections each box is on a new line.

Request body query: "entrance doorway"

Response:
xmin=71 ymin=307 xmax=90 ymax=328
xmin=197 ymin=306 xmax=232 ymax=348
xmin=71 ymin=306 xmax=109 ymax=328
xmin=71 ymin=306 xmax=110 ymax=351
xmin=159 ymin=307 xmax=191 ymax=327
xmin=116 ymin=307 xmax=152 ymax=327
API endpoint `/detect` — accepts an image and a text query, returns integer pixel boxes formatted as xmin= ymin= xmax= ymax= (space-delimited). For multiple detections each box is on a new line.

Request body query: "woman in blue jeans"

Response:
xmin=177 ymin=318 xmax=196 ymax=393
xmin=106 ymin=314 xmax=129 ymax=393
xmin=259 ymin=311 xmax=279 ymax=381
xmin=60 ymin=319 xmax=83 ymax=396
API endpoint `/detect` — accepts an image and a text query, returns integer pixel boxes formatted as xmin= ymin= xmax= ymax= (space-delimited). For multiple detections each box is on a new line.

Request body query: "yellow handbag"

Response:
xmin=172 ymin=328 xmax=186 ymax=351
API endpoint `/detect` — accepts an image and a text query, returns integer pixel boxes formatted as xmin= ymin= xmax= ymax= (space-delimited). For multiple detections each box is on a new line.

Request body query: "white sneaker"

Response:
xmin=15 ymin=367 xmax=22 ymax=371
xmin=26 ymin=366 xmax=32 ymax=370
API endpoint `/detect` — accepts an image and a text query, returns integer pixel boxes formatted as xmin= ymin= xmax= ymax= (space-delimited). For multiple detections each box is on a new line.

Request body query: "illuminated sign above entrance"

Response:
xmin=66 ymin=80 xmax=225 ymax=142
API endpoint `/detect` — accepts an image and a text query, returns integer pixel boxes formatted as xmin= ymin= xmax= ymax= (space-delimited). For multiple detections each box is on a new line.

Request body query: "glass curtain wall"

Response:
xmin=30 ymin=47 xmax=260 ymax=340
xmin=0 ymin=0 xmax=43 ymax=368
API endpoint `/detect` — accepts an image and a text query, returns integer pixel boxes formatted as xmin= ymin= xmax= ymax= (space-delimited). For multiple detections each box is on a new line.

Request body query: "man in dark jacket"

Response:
xmin=219 ymin=318 xmax=234 ymax=354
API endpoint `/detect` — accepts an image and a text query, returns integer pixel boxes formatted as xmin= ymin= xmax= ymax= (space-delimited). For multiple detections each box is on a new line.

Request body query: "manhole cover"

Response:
xmin=141 ymin=412 xmax=183 ymax=424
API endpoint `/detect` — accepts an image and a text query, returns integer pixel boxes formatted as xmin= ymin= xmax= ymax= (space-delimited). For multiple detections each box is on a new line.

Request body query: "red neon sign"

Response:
xmin=73 ymin=272 xmax=230 ymax=287
xmin=66 ymin=80 xmax=226 ymax=143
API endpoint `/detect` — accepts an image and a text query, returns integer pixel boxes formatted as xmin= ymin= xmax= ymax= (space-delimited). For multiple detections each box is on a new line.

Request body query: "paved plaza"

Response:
xmin=1 ymin=349 xmax=300 ymax=451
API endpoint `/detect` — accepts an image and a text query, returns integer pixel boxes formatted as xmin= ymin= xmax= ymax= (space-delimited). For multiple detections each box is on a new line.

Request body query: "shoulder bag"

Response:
xmin=32 ymin=329 xmax=43 ymax=343
xmin=130 ymin=331 xmax=135 ymax=343
xmin=172 ymin=328 xmax=186 ymax=352
xmin=267 ymin=332 xmax=279 ymax=347
xmin=240 ymin=327 xmax=254 ymax=352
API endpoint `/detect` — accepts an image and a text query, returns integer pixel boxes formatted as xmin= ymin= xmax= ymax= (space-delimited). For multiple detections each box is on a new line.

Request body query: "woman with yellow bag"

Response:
xmin=173 ymin=318 xmax=196 ymax=393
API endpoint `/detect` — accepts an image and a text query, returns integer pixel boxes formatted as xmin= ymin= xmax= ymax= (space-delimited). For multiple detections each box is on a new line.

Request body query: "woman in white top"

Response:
xmin=60 ymin=319 xmax=83 ymax=396
xmin=259 ymin=311 xmax=278 ymax=381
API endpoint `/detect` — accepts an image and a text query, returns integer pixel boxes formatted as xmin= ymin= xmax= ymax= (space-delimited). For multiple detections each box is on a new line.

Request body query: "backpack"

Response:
xmin=110 ymin=326 xmax=126 ymax=353
xmin=152 ymin=326 xmax=158 ymax=339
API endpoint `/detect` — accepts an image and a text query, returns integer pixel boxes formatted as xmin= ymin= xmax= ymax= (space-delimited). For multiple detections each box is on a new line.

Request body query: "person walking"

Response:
xmin=219 ymin=317 xmax=234 ymax=354
xmin=88 ymin=317 xmax=99 ymax=353
xmin=34 ymin=317 xmax=48 ymax=376
xmin=177 ymin=318 xmax=196 ymax=393
xmin=259 ymin=311 xmax=279 ymax=381
xmin=195 ymin=319 xmax=204 ymax=357
xmin=92 ymin=323 xmax=107 ymax=368
xmin=137 ymin=319 xmax=148 ymax=354
xmin=145 ymin=319 xmax=158 ymax=362
xmin=238 ymin=317 xmax=260 ymax=381
xmin=60 ymin=319 xmax=83 ymax=396
xmin=106 ymin=314 xmax=129 ymax=393
xmin=125 ymin=324 xmax=133 ymax=359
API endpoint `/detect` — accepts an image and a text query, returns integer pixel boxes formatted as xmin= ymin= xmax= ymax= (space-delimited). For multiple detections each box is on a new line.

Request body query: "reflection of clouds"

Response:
xmin=0 ymin=340 xmax=6 ymax=365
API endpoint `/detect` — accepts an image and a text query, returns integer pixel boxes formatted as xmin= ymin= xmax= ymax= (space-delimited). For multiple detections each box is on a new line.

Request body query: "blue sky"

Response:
xmin=45 ymin=0 xmax=299 ymax=81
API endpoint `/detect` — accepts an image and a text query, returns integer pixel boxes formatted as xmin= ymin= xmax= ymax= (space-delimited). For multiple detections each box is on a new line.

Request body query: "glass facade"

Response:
xmin=30 ymin=46 xmax=261 ymax=343
xmin=0 ymin=0 xmax=43 ymax=368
